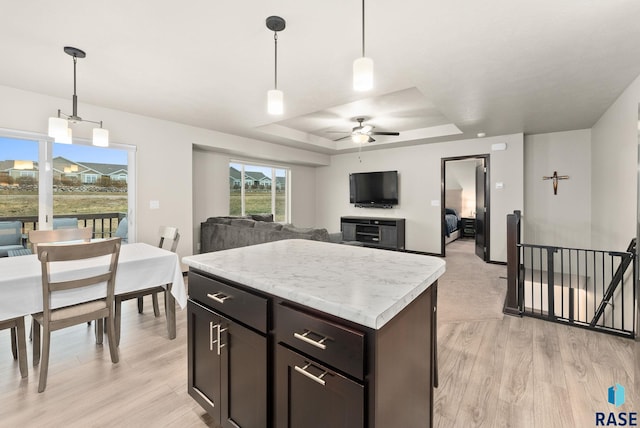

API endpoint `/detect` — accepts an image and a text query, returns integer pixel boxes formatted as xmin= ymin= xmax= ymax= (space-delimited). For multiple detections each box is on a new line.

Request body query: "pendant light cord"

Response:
xmin=72 ymin=54 xmax=78 ymax=118
xmin=72 ymin=55 xmax=77 ymax=96
xmin=361 ymin=0 xmax=366 ymax=57
xmin=274 ymin=32 xmax=278 ymax=90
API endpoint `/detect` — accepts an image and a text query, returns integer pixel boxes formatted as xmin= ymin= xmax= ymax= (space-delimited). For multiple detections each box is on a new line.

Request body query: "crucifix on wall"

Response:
xmin=542 ymin=171 xmax=569 ymax=195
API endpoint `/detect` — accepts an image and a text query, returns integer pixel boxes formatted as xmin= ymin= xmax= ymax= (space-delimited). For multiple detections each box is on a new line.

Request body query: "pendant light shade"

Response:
xmin=13 ymin=160 xmax=34 ymax=170
xmin=267 ymin=89 xmax=284 ymax=115
xmin=92 ymin=127 xmax=109 ymax=147
xmin=353 ymin=0 xmax=373 ymax=91
xmin=48 ymin=116 xmax=68 ymax=140
xmin=58 ymin=127 xmax=73 ymax=145
xmin=266 ymin=16 xmax=286 ymax=115
xmin=48 ymin=46 xmax=109 ymax=147
xmin=353 ymin=57 xmax=373 ymax=91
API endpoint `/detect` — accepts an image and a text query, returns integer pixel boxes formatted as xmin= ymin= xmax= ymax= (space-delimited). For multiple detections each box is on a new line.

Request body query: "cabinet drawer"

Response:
xmin=276 ymin=303 xmax=364 ymax=380
xmin=276 ymin=344 xmax=364 ymax=428
xmin=189 ymin=271 xmax=267 ymax=333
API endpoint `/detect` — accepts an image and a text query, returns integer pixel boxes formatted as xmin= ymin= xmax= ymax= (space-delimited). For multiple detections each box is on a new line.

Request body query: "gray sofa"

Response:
xmin=200 ymin=215 xmax=332 ymax=253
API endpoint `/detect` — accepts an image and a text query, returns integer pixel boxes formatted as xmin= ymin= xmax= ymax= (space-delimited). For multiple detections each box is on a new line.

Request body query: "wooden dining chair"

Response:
xmin=114 ymin=226 xmax=179 ymax=345
xmin=32 ymin=238 xmax=121 ymax=392
xmin=28 ymin=226 xmax=92 ymax=252
xmin=28 ymin=227 xmax=96 ymax=340
xmin=1 ymin=316 xmax=27 ymax=378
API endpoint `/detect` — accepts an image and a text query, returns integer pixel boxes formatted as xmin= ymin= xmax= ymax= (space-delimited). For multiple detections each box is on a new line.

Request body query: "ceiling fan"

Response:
xmin=328 ymin=117 xmax=400 ymax=143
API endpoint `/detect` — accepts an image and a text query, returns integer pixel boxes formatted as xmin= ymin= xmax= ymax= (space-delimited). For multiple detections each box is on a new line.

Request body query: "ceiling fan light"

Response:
xmin=267 ymin=89 xmax=284 ymax=115
xmin=352 ymin=133 xmax=370 ymax=144
xmin=48 ymin=116 xmax=68 ymax=140
xmin=93 ymin=127 xmax=109 ymax=147
xmin=353 ymin=57 xmax=373 ymax=91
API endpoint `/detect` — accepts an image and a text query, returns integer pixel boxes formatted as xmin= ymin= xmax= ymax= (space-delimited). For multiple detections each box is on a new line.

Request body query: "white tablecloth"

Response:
xmin=0 ymin=242 xmax=186 ymax=321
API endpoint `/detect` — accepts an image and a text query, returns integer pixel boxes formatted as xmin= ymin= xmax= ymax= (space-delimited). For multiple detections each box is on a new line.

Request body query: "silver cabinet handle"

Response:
xmin=294 ymin=331 xmax=327 ymax=350
xmin=207 ymin=292 xmax=232 ymax=304
xmin=294 ymin=363 xmax=327 ymax=386
xmin=209 ymin=322 xmax=218 ymax=352
xmin=217 ymin=327 xmax=227 ymax=356
xmin=209 ymin=323 xmax=227 ymax=355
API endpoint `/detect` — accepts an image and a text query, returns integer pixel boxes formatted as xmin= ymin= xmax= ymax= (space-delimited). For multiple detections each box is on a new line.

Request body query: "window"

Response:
xmin=0 ymin=131 xmax=135 ymax=241
xmin=229 ymin=161 xmax=289 ymax=222
xmin=84 ymin=174 xmax=98 ymax=184
xmin=53 ymin=142 xmax=130 ymax=238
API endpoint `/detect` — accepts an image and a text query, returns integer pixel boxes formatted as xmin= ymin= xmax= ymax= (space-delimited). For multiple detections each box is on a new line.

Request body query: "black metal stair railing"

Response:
xmin=590 ymin=238 xmax=636 ymax=328
xmin=505 ymin=211 xmax=637 ymax=339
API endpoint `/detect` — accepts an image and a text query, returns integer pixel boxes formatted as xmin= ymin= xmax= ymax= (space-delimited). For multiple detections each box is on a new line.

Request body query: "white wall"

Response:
xmin=591 ymin=74 xmax=640 ymax=251
xmin=523 ymin=129 xmax=591 ymax=248
xmin=315 ymin=134 xmax=524 ymax=262
xmin=192 ymin=149 xmax=230 ymax=254
xmin=0 ymin=85 xmax=328 ymax=260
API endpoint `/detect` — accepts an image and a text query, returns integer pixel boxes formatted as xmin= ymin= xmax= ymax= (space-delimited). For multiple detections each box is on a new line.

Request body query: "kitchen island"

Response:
xmin=183 ymin=239 xmax=445 ymax=428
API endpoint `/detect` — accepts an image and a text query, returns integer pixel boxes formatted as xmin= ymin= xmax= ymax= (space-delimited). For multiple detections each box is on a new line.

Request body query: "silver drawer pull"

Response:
xmin=294 ymin=331 xmax=327 ymax=350
xmin=207 ymin=292 xmax=232 ymax=304
xmin=294 ymin=363 xmax=327 ymax=386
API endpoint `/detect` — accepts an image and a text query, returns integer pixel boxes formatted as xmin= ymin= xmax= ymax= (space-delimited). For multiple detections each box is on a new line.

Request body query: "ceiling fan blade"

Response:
xmin=368 ymin=136 xmax=376 ymax=143
xmin=370 ymin=131 xmax=400 ymax=136
xmin=333 ymin=135 xmax=352 ymax=142
xmin=325 ymin=130 xmax=350 ymax=133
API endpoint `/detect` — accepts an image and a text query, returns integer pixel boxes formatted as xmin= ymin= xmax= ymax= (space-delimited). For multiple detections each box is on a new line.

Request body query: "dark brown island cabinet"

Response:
xmin=187 ymin=268 xmax=438 ymax=428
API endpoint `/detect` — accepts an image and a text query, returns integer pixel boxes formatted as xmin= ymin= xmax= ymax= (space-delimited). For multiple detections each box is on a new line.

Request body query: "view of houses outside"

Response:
xmin=229 ymin=163 xmax=287 ymax=222
xmin=0 ymin=137 xmax=128 ymax=233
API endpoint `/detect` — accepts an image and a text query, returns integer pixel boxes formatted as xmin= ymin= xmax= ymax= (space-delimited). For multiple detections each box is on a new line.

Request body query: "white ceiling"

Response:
xmin=2 ymin=1 xmax=640 ymax=154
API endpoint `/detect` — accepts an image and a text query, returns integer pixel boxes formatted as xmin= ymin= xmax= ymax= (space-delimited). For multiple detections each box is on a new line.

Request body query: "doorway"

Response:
xmin=441 ymin=154 xmax=490 ymax=261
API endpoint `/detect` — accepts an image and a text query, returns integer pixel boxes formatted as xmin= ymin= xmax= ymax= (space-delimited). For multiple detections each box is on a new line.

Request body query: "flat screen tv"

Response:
xmin=349 ymin=170 xmax=398 ymax=207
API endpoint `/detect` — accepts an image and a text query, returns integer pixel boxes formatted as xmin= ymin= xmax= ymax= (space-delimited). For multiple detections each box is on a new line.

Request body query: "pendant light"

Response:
xmin=266 ymin=16 xmax=286 ymax=115
xmin=353 ymin=0 xmax=373 ymax=91
xmin=48 ymin=47 xmax=109 ymax=147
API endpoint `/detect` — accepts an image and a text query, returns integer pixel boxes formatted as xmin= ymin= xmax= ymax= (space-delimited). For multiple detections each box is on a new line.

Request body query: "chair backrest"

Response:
xmin=159 ymin=226 xmax=180 ymax=253
xmin=29 ymin=227 xmax=93 ymax=252
xmin=37 ymin=238 xmax=121 ymax=318
xmin=52 ymin=217 xmax=79 ymax=230
xmin=0 ymin=221 xmax=22 ymax=246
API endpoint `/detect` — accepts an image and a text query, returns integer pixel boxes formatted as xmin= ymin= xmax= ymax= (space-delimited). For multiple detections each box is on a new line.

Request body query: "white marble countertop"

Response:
xmin=182 ymin=239 xmax=446 ymax=329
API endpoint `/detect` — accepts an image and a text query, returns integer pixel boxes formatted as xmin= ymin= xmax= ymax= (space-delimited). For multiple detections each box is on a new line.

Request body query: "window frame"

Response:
xmin=0 ymin=127 xmax=137 ymax=240
xmin=229 ymin=159 xmax=290 ymax=223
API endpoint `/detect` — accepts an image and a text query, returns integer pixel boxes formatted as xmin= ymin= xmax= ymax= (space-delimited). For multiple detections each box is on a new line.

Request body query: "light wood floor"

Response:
xmin=0 ymin=254 xmax=638 ymax=427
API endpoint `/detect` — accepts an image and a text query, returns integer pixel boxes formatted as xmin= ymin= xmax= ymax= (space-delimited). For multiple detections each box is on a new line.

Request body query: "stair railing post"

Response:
xmin=547 ymin=247 xmax=556 ymax=321
xmin=504 ymin=210 xmax=522 ymax=316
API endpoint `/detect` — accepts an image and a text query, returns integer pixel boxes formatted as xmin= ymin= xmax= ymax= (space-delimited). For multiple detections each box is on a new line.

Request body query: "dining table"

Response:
xmin=0 ymin=242 xmax=187 ymax=340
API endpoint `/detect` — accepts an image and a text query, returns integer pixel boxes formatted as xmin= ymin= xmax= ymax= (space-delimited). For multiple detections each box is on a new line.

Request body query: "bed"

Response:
xmin=444 ymin=207 xmax=461 ymax=244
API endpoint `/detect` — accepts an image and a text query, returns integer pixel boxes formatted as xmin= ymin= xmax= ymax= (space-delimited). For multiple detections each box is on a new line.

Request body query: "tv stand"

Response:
xmin=341 ymin=216 xmax=406 ymax=250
